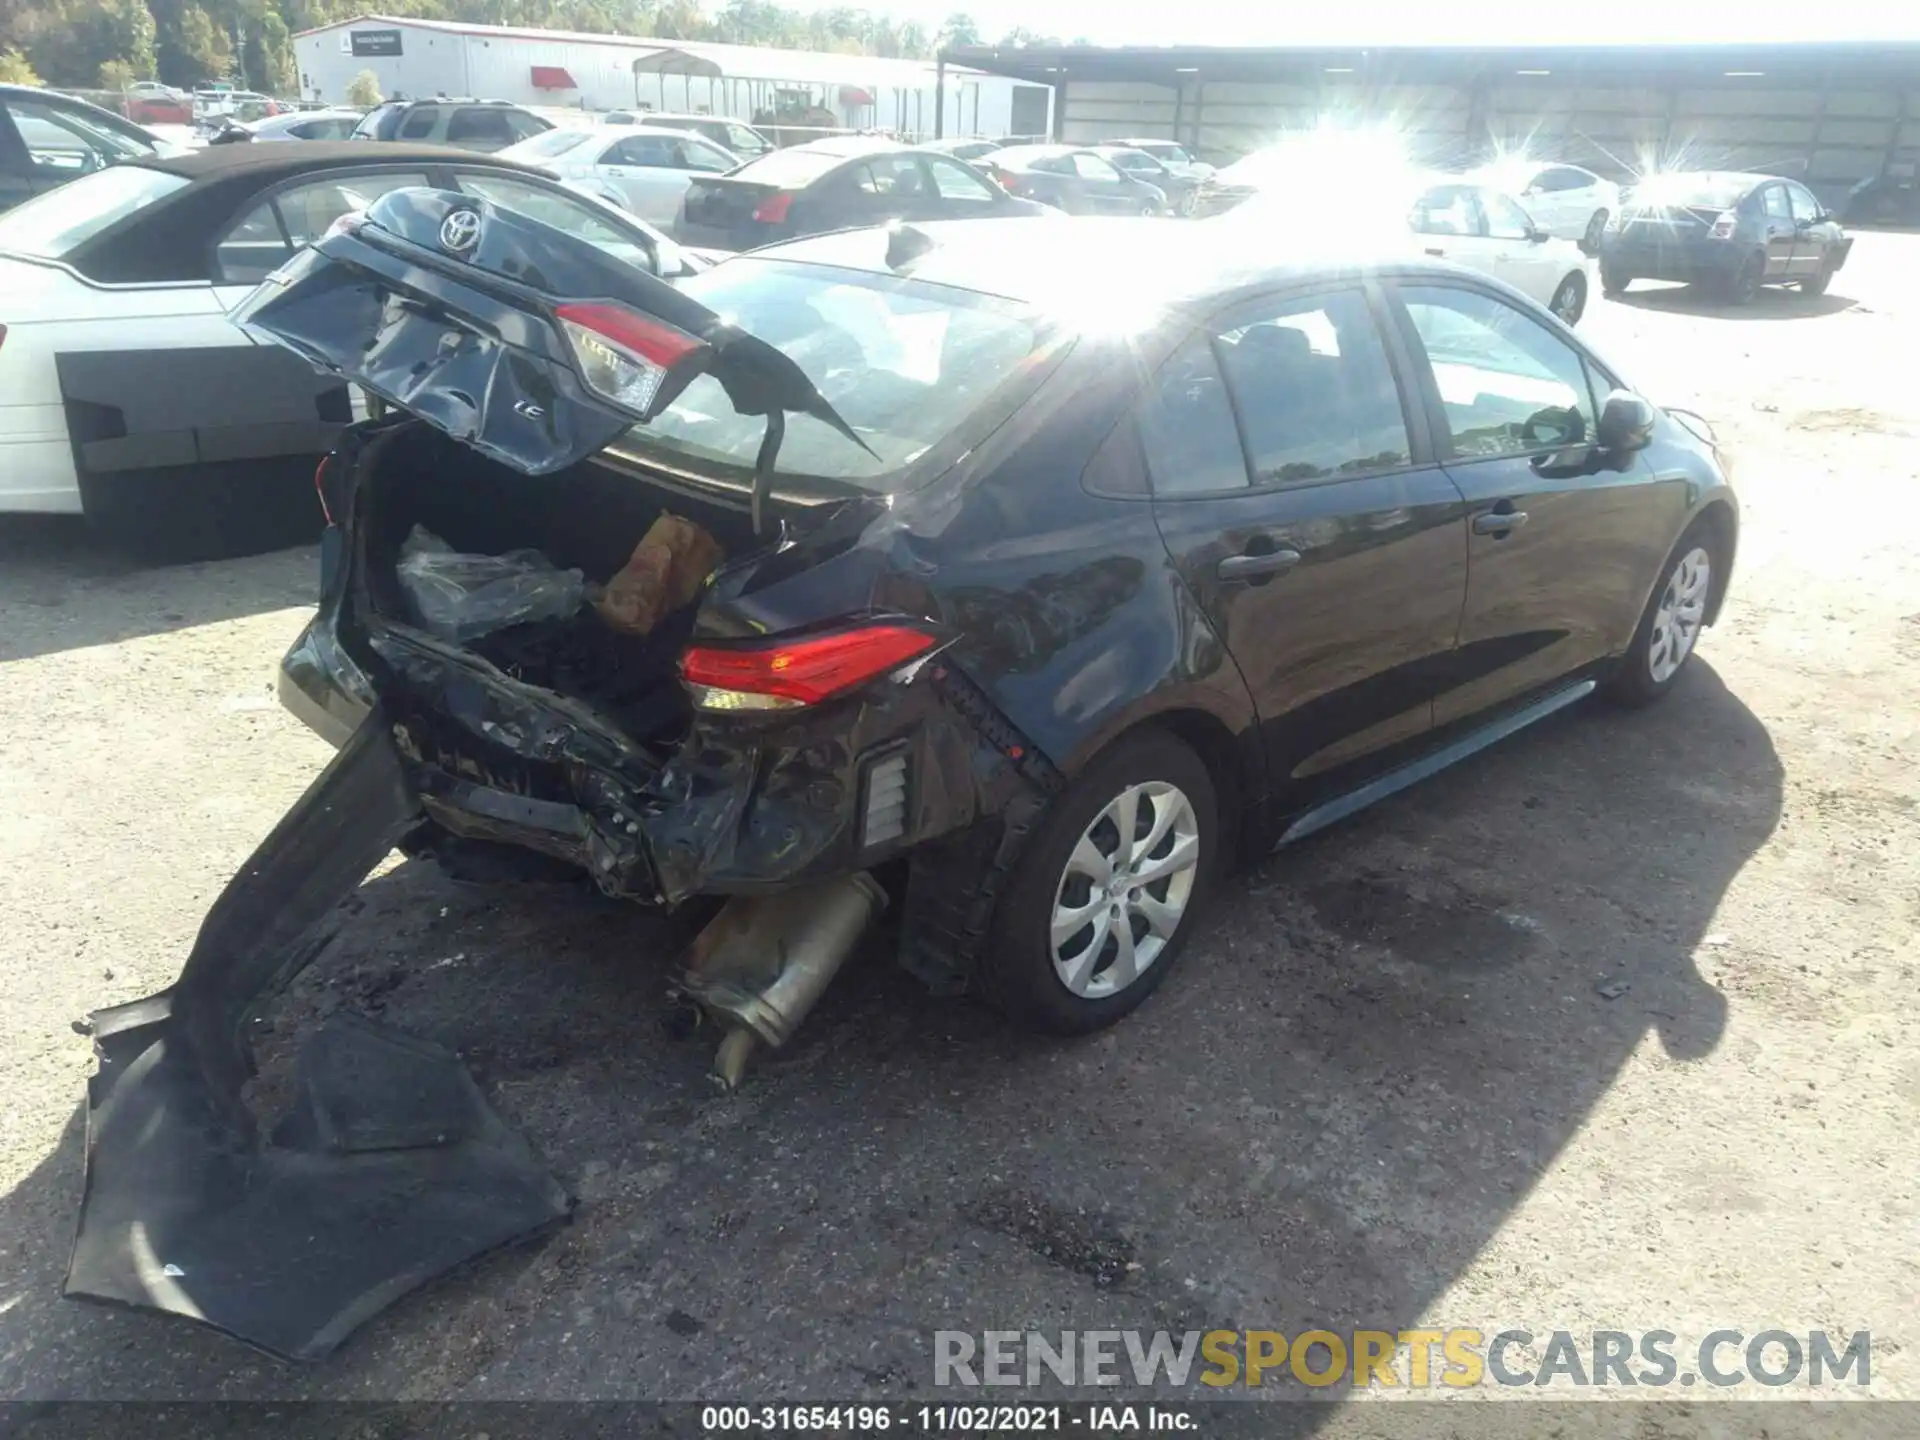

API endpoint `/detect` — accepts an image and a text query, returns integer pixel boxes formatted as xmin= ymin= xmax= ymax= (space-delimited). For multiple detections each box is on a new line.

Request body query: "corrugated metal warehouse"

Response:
xmin=945 ymin=41 xmax=1920 ymax=202
xmin=292 ymin=16 xmax=1055 ymax=140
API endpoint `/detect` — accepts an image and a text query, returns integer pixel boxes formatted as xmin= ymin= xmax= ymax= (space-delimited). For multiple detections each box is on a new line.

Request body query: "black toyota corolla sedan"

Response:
xmin=69 ymin=202 xmax=1736 ymax=1361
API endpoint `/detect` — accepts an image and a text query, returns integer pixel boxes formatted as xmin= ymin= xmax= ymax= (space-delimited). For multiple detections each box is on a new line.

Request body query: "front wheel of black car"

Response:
xmin=981 ymin=729 xmax=1219 ymax=1035
xmin=1800 ymin=255 xmax=1837 ymax=296
xmin=1605 ymin=523 xmax=1722 ymax=708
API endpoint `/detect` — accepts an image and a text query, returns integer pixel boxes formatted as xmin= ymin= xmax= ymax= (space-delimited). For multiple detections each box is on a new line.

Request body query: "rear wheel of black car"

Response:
xmin=981 ymin=729 xmax=1218 ymax=1035
xmin=1600 ymin=263 xmax=1631 ymax=296
xmin=1723 ymin=251 xmax=1765 ymax=305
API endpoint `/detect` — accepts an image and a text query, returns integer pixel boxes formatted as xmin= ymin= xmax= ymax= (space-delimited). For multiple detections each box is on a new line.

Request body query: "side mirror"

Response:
xmin=1596 ymin=390 xmax=1656 ymax=453
xmin=1526 ymin=225 xmax=1550 ymax=243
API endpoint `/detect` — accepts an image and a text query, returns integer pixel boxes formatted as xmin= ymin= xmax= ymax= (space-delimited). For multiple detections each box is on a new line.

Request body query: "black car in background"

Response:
xmin=673 ymin=136 xmax=1048 ymax=249
xmin=983 ymin=143 xmax=1169 ymax=214
xmin=1599 ymin=169 xmax=1851 ymax=302
xmin=1092 ymin=144 xmax=1201 ymax=214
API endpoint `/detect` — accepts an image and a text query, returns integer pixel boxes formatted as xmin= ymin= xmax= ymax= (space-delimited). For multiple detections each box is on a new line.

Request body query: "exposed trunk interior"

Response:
xmin=355 ymin=423 xmax=763 ymax=744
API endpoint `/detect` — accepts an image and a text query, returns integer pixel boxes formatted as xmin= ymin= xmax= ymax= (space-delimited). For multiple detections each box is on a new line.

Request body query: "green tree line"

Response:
xmin=1 ymin=0 xmax=1074 ymax=96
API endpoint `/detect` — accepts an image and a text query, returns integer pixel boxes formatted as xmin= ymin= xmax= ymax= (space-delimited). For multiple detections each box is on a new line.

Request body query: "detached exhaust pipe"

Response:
xmin=679 ymin=872 xmax=887 ymax=1088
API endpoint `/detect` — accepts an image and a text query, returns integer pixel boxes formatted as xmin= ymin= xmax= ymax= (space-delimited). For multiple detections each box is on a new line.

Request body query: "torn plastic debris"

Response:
xmin=64 ymin=713 xmax=569 ymax=1361
xmin=397 ymin=524 xmax=587 ymax=643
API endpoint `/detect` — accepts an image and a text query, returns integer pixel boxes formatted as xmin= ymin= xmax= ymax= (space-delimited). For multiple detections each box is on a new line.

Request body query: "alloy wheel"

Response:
xmin=1050 ymin=781 xmax=1201 ymax=1000
xmin=1648 ymin=546 xmax=1712 ymax=684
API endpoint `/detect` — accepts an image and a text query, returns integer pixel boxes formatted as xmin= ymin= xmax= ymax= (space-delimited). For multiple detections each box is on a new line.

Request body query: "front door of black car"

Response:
xmin=1758 ymin=183 xmax=1797 ymax=278
xmin=1144 ymin=285 xmax=1470 ymax=809
xmin=1784 ymin=180 xmax=1829 ymax=277
xmin=1385 ymin=280 xmax=1686 ymax=728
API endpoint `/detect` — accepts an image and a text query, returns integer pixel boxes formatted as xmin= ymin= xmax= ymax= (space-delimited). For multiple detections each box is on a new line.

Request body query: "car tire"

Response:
xmin=1603 ymin=521 xmax=1722 ymax=708
xmin=1799 ymin=255 xmax=1836 ymax=296
xmin=1548 ymin=272 xmax=1587 ymax=326
xmin=1176 ymin=190 xmax=1197 ymax=217
xmin=1137 ymin=199 xmax=1157 ymax=216
xmin=979 ymin=728 xmax=1219 ymax=1035
xmin=1723 ymin=251 xmax=1765 ymax=305
xmin=1600 ymin=263 xmax=1631 ymax=296
xmin=1582 ymin=208 xmax=1609 ymax=253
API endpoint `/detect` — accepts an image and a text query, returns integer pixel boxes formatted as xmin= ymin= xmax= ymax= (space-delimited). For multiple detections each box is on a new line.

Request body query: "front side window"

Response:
xmin=1213 ymin=289 xmax=1411 ymax=487
xmin=609 ymin=133 xmax=682 ymax=168
xmin=1411 ymin=184 xmax=1482 ymax=237
xmin=215 ymin=170 xmax=432 ymax=282
xmin=1481 ymin=189 xmax=1536 ymax=240
xmin=1787 ymin=183 xmax=1822 ymax=221
xmin=8 ymin=99 xmax=151 ymax=178
xmin=1397 ymin=284 xmax=1596 ymax=460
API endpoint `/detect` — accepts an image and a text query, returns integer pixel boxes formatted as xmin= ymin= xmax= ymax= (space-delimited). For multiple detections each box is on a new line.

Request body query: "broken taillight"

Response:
xmin=751 ymin=192 xmax=794 ymax=224
xmin=680 ymin=625 xmax=936 ymax=711
xmin=554 ymin=301 xmax=704 ymax=418
xmin=1708 ymin=210 xmax=1738 ymax=239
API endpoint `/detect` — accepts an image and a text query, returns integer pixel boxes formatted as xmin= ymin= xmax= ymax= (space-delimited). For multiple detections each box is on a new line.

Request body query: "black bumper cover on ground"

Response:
xmin=64 ymin=714 xmax=569 ymax=1361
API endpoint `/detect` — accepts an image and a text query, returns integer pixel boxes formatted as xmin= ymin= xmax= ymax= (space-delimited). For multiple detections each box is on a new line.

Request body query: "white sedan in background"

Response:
xmin=499 ymin=124 xmax=739 ymax=225
xmin=1214 ymin=173 xmax=1594 ymax=326
xmin=1468 ymin=159 xmax=1620 ymax=253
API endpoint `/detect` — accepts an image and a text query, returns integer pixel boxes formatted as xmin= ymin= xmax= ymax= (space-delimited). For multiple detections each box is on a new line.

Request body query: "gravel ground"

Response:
xmin=1 ymin=237 xmax=1917 ymax=1427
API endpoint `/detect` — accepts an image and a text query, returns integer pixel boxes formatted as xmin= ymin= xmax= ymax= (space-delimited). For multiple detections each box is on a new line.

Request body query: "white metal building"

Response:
xmin=292 ymin=16 xmax=1054 ymax=141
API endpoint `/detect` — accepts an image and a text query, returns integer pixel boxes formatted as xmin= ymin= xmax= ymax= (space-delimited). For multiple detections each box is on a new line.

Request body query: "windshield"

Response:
xmin=0 ymin=164 xmax=188 ymax=258
xmin=504 ymin=129 xmax=596 ymax=161
xmin=1630 ymin=173 xmax=1754 ymax=210
xmin=615 ymin=259 xmax=1049 ymax=487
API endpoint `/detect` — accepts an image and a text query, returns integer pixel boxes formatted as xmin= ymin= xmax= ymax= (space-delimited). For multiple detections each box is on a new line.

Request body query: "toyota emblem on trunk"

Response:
xmin=439 ymin=208 xmax=481 ymax=256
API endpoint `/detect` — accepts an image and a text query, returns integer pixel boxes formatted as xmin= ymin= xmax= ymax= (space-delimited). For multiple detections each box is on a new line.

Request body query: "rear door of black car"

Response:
xmin=1382 ymin=278 xmax=1683 ymax=727
xmin=1143 ymin=283 xmax=1470 ymax=813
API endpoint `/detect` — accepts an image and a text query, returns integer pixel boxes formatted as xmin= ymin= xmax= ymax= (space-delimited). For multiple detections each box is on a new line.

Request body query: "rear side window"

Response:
xmin=610 ymin=133 xmax=682 ymax=167
xmin=397 ymin=106 xmax=440 ymax=140
xmin=1412 ymin=184 xmax=1482 ymax=236
xmin=1138 ymin=341 xmax=1250 ymax=496
xmin=612 ymin=259 xmax=1050 ymax=487
xmin=1214 ymin=290 xmax=1411 ymax=486
xmin=447 ymin=108 xmax=515 ymax=144
xmin=1762 ymin=185 xmax=1791 ymax=219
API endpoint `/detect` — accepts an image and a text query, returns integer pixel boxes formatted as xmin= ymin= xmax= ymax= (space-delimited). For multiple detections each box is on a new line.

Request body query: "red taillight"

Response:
xmin=751 ymin=191 xmax=794 ymax=224
xmin=554 ymin=302 xmax=706 ymax=416
xmin=680 ymin=625 xmax=936 ymax=710
xmin=554 ymin=302 xmax=702 ymax=370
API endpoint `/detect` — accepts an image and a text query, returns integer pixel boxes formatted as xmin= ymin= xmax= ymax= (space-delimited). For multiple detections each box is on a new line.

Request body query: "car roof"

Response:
xmin=746 ymin=216 xmax=1439 ymax=312
xmin=775 ymin=134 xmax=899 ymax=158
xmin=138 ymin=141 xmax=514 ymax=183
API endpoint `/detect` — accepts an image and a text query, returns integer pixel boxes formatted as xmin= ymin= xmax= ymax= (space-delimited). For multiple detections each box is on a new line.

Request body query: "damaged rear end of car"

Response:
xmin=67 ymin=191 xmax=1073 ymax=1358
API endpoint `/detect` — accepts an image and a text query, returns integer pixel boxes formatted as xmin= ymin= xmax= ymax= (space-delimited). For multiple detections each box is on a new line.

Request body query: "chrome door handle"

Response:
xmin=1218 ymin=548 xmax=1302 ymax=580
xmin=1472 ymin=509 xmax=1528 ymax=535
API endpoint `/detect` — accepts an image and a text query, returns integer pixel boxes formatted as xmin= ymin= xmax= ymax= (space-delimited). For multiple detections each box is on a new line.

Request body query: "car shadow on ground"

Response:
xmin=0 ymin=517 xmax=318 ymax=664
xmin=0 ymin=661 xmax=1780 ymax=1419
xmin=1609 ymin=283 xmax=1857 ymax=320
